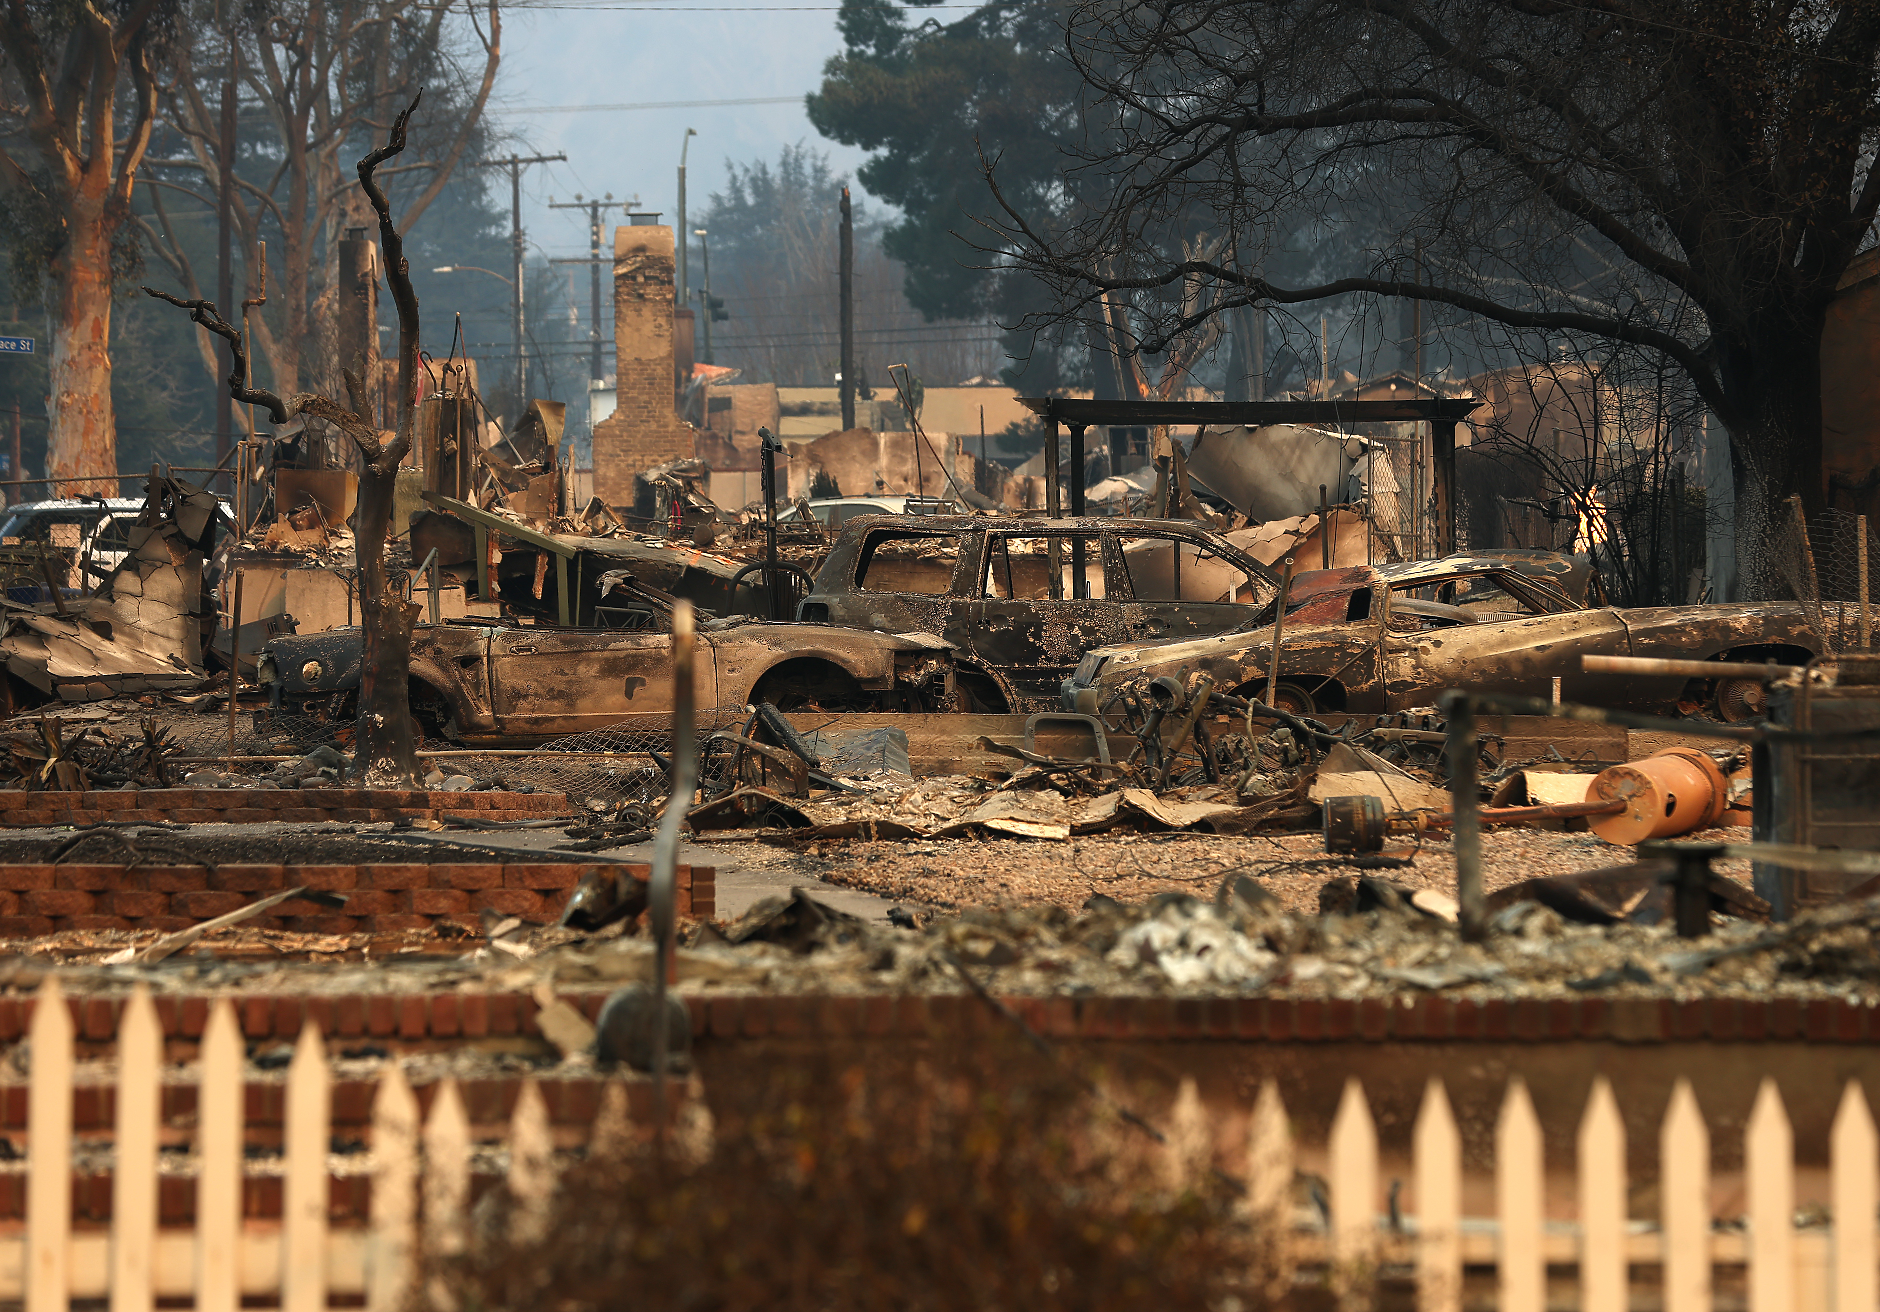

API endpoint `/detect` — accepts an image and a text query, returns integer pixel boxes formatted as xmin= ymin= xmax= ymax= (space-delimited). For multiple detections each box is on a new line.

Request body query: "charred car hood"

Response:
xmin=1075 ymin=625 xmax=1279 ymax=683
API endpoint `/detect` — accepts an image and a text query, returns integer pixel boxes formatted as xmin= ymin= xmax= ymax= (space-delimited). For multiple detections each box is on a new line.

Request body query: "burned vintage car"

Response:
xmin=796 ymin=515 xmax=1283 ymax=708
xmin=1063 ymin=556 xmax=1831 ymax=720
xmin=260 ymin=620 xmax=957 ymax=745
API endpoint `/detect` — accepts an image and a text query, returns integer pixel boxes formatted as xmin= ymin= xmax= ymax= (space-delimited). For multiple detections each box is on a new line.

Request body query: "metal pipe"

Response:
xmin=1441 ymin=690 xmax=1486 ymax=939
xmin=1069 ymin=422 xmax=1087 ymax=596
xmin=1581 ymin=654 xmax=1805 ymax=680
xmin=414 ymin=548 xmax=441 ymax=626
xmin=650 ymin=599 xmax=696 ymax=1145
xmin=1861 ymin=513 xmax=1871 ymax=650
xmin=226 ymin=572 xmax=245 ymax=767
xmin=1319 ymin=483 xmax=1329 ymax=569
xmin=1045 ymin=418 xmax=1061 ymax=519
xmin=759 ymin=426 xmax=781 ymax=620
xmin=1421 ymin=798 xmax=1625 ymax=826
xmin=1646 ymin=839 xmax=1880 ymax=878
xmin=1156 ymin=674 xmax=1214 ymax=789
xmin=839 ymin=187 xmax=854 ymax=431
xmin=1264 ymin=556 xmax=1295 ymax=708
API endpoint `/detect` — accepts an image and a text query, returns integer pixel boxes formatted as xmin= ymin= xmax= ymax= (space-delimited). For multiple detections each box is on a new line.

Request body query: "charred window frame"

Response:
xmin=850 ymin=529 xmax=969 ymax=595
xmin=980 ymin=532 xmax=1111 ymax=601
xmin=1490 ymin=570 xmax=1579 ymax=614
xmin=1382 ymin=569 xmax=1556 ymax=631
xmin=1109 ymin=528 xmax=1273 ymax=605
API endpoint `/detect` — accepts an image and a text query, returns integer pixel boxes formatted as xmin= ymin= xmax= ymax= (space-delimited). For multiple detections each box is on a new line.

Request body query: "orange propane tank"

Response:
xmin=1587 ymin=747 xmax=1729 ymax=845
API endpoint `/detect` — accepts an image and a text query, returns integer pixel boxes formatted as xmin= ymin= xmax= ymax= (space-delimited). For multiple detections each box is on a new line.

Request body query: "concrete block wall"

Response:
xmin=591 ymin=224 xmax=696 ymax=508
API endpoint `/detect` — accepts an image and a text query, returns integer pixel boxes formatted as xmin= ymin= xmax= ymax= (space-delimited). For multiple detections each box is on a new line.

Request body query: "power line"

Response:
xmin=509 ymin=96 xmax=804 ymax=113
xmin=504 ymin=2 xmax=980 ymax=8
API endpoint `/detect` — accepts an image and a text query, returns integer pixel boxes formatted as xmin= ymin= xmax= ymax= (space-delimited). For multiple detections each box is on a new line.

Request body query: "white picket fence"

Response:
xmin=1198 ymin=1066 xmax=1878 ymax=1311
xmin=11 ymin=977 xmax=598 ymax=1310
xmin=9 ymin=973 xmax=1880 ymax=1310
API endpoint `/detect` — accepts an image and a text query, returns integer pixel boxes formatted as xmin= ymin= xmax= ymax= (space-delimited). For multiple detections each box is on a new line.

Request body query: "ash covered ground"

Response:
xmin=695 ymin=825 xmax=1753 ymax=917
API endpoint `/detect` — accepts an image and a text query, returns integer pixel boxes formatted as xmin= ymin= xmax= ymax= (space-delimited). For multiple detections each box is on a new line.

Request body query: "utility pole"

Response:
xmin=839 ymin=187 xmax=854 ymax=430
xmin=215 ymin=34 xmax=237 ymax=492
xmin=693 ymin=229 xmax=715 ymax=365
xmin=548 ymin=195 xmax=630 ymax=383
xmin=474 ymin=151 xmax=566 ymax=418
xmin=676 ymin=128 xmax=696 ymax=309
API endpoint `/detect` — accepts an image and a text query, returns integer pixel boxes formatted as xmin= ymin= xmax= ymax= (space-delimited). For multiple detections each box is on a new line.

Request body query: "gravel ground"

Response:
xmin=691 ymin=825 xmax=1756 ymax=917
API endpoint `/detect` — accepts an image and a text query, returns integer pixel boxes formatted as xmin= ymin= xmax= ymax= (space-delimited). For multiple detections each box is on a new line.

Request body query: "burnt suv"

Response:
xmin=1063 ymin=556 xmax=1830 ymax=719
xmin=796 ymin=515 xmax=1283 ymax=709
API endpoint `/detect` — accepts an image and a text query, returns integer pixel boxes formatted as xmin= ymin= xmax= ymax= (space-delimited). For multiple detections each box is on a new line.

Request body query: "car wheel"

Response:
xmin=1716 ymin=677 xmax=1768 ymax=722
xmin=1269 ymin=681 xmax=1317 ymax=718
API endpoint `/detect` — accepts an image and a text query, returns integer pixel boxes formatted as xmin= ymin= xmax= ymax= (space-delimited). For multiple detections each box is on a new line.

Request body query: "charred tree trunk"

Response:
xmin=349 ymin=94 xmax=424 ymax=784
xmin=2 ymin=10 xmax=159 ymax=497
xmin=46 ymin=198 xmax=119 ymax=497
xmin=143 ymin=92 xmax=426 ymax=785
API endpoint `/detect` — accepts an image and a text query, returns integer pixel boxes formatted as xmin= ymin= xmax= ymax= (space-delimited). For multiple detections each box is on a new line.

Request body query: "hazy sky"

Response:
xmin=483 ymin=0 xmax=891 ymax=269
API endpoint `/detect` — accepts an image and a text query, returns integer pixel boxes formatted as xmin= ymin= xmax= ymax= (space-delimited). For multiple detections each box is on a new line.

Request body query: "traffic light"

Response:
xmin=707 ymin=295 xmax=728 ymax=323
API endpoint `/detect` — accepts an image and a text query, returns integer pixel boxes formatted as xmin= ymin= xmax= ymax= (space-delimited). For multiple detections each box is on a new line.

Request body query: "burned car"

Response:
xmin=1062 ymin=556 xmax=1831 ymax=720
xmin=796 ymin=514 xmax=1284 ymax=709
xmin=260 ymin=620 xmax=957 ymax=745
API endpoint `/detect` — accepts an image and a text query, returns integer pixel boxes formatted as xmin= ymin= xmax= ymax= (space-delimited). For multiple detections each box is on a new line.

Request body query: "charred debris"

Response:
xmin=0 ymin=160 xmax=1862 ymax=990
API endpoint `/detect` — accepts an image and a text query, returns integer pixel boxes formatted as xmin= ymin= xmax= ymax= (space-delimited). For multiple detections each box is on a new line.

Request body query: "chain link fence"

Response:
xmin=129 ymin=703 xmax=752 ymax=812
xmin=444 ymin=710 xmax=750 ymax=811
xmin=1364 ymin=430 xmax=1428 ymax=563
xmin=1769 ymin=502 xmax=1879 ymax=653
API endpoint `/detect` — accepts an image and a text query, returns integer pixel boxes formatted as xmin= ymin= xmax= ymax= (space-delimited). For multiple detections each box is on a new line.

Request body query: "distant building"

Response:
xmin=1821 ymin=246 xmax=1880 ymax=524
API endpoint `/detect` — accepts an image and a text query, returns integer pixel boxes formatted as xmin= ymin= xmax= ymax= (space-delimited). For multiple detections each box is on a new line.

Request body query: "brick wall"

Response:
xmin=0 ymin=787 xmax=571 ymax=828
xmin=591 ymin=224 xmax=696 ymax=507
xmin=0 ymin=860 xmax=714 ymax=936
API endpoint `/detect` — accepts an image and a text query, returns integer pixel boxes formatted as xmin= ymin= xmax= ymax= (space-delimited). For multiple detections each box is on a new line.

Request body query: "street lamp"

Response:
xmin=693 ymin=228 xmax=713 ymax=366
xmin=677 ymin=128 xmax=697 ymax=308
xmin=435 ymin=265 xmax=523 ymax=410
xmin=433 ymin=264 xmax=513 ymax=285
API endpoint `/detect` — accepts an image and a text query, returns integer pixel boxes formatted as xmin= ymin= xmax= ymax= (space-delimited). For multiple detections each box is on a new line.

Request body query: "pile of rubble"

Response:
xmin=9 ymin=868 xmax=1870 ymax=1007
xmin=605 ymin=877 xmax=1880 ymax=1002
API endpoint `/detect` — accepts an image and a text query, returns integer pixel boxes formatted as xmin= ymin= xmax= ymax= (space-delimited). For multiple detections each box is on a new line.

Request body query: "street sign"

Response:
xmin=0 ymin=337 xmax=33 ymax=355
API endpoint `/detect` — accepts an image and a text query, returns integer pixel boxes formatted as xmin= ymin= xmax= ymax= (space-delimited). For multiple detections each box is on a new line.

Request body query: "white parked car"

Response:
xmin=0 ymin=496 xmax=232 ymax=592
xmin=777 ymin=495 xmax=957 ymax=527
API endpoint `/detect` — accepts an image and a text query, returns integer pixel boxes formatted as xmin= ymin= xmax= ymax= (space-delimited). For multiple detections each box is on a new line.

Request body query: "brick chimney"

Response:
xmin=591 ymin=224 xmax=694 ymax=507
xmin=336 ymin=228 xmax=381 ymax=426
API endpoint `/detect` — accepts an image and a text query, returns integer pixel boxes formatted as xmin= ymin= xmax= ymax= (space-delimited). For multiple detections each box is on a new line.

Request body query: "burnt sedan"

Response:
xmin=796 ymin=514 xmax=1283 ymax=709
xmin=1062 ymin=556 xmax=1833 ymax=720
xmin=260 ymin=620 xmax=957 ymax=745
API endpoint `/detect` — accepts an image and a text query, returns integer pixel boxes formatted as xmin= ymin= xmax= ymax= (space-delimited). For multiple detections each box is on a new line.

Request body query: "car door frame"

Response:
xmin=486 ymin=625 xmax=719 ymax=740
xmin=1109 ymin=525 xmax=1271 ymax=643
xmin=965 ymin=527 xmax=1131 ymax=699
